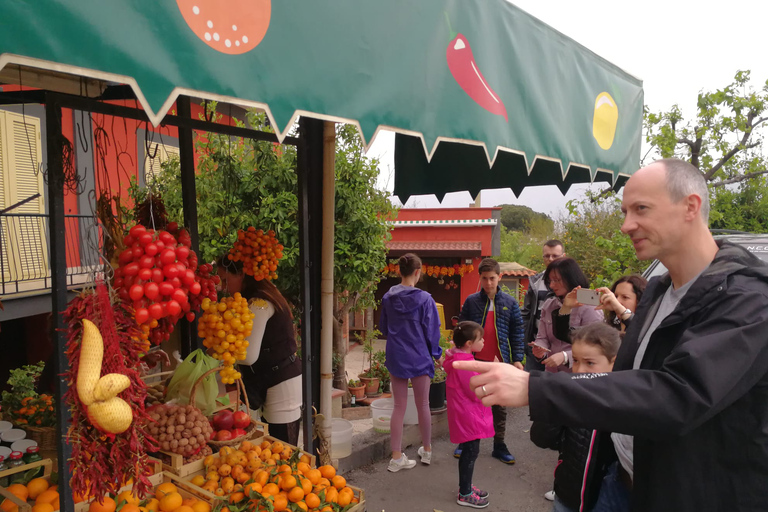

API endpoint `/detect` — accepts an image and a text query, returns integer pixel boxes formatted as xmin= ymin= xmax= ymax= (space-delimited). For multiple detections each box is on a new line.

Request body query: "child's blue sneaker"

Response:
xmin=453 ymin=447 xmax=462 ymax=458
xmin=491 ymin=443 xmax=516 ymax=464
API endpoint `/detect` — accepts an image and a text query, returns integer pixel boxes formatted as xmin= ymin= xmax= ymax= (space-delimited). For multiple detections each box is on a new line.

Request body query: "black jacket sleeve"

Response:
xmin=529 ymin=283 xmax=768 ymax=440
xmin=530 ymin=421 xmax=564 ymax=451
xmin=552 ymin=309 xmax=572 ymax=342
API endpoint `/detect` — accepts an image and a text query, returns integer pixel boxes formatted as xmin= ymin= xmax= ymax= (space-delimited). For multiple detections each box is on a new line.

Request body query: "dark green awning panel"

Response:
xmin=0 ymin=0 xmax=642 ymax=189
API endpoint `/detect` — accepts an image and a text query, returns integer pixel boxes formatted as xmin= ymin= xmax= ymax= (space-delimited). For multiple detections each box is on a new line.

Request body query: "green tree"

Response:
xmin=144 ymin=108 xmax=396 ymax=394
xmin=498 ymin=227 xmax=550 ymax=271
xmin=558 ymin=193 xmax=645 ymax=288
xmin=499 ymin=204 xmax=554 ymax=233
xmin=644 ymin=70 xmax=768 ymax=188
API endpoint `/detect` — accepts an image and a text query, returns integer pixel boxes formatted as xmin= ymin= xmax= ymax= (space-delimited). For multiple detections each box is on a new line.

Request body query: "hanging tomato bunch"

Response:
xmin=228 ymin=227 xmax=284 ymax=280
xmin=114 ymin=223 xmax=211 ymax=348
xmin=381 ymin=263 xmax=475 ymax=279
xmin=197 ymin=294 xmax=256 ymax=384
xmin=189 ymin=262 xmax=220 ymax=313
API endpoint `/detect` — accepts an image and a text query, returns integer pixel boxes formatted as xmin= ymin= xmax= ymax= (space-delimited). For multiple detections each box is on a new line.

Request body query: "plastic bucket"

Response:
xmin=331 ymin=418 xmax=353 ymax=459
xmin=371 ymin=398 xmax=394 ymax=433
xmin=371 ymin=388 xmax=418 ymax=426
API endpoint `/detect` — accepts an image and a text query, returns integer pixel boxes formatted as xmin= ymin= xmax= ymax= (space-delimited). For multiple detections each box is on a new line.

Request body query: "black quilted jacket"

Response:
xmin=530 ymin=421 xmax=614 ymax=511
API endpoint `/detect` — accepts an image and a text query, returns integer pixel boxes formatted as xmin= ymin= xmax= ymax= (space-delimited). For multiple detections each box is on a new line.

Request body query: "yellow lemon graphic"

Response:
xmin=592 ymin=92 xmax=619 ymax=150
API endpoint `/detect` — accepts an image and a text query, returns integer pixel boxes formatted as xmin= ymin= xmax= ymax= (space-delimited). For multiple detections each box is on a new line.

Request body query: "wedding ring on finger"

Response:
xmin=482 ymin=385 xmax=488 ymax=396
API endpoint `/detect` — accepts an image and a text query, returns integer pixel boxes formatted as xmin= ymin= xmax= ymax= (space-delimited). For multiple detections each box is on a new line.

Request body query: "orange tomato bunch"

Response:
xmin=198 ymin=294 xmax=256 ymax=384
xmin=228 ymin=228 xmax=284 ymax=281
xmin=188 ymin=439 xmax=360 ymax=512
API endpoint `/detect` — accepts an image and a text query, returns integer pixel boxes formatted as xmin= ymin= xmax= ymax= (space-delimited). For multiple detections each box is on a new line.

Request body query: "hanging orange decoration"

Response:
xmin=228 ymin=227 xmax=284 ymax=280
xmin=381 ymin=262 xmax=474 ymax=279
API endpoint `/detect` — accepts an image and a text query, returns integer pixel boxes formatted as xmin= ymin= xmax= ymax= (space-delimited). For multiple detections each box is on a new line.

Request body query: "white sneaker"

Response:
xmin=387 ymin=454 xmax=417 ymax=472
xmin=417 ymin=446 xmax=432 ymax=465
xmin=544 ymin=490 xmax=556 ymax=501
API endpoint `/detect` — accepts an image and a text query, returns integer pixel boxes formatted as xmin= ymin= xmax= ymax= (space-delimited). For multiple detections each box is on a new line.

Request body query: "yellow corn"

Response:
xmin=93 ymin=374 xmax=131 ymax=402
xmin=77 ymin=319 xmax=103 ymax=406
xmin=88 ymin=397 xmax=133 ymax=434
xmin=77 ymin=319 xmax=133 ymax=434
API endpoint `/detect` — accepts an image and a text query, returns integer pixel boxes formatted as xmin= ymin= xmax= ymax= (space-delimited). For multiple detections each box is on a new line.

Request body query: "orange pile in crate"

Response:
xmin=1 ymin=477 xmax=59 ymax=512
xmin=188 ymin=439 xmax=360 ymax=511
xmin=228 ymin=228 xmax=283 ymax=281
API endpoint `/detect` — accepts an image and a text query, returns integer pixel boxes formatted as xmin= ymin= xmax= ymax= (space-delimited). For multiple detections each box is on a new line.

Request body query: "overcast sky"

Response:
xmin=367 ymin=0 xmax=768 ymax=219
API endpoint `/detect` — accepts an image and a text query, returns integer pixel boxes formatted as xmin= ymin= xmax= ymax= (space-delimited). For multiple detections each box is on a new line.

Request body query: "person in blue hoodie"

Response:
xmin=454 ymin=257 xmax=525 ymax=464
xmin=380 ymin=252 xmax=444 ymax=473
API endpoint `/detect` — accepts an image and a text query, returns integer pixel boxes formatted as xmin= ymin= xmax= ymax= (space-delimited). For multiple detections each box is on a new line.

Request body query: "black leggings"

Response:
xmin=264 ymin=418 xmax=301 ymax=447
xmin=458 ymin=439 xmax=481 ymax=495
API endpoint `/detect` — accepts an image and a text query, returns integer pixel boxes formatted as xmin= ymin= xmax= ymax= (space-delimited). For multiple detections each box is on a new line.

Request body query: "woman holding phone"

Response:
xmin=530 ymin=258 xmax=604 ymax=373
xmin=596 ymin=275 xmax=647 ymax=334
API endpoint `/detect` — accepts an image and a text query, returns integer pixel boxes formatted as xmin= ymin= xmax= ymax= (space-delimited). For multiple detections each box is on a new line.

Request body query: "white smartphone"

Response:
xmin=576 ymin=288 xmax=601 ymax=306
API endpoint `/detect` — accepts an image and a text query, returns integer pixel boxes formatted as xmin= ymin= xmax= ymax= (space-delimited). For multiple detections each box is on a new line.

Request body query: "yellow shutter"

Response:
xmin=1 ymin=110 xmax=47 ymax=282
xmin=0 ymin=111 xmax=8 ymax=281
xmin=144 ymin=141 xmax=180 ymax=182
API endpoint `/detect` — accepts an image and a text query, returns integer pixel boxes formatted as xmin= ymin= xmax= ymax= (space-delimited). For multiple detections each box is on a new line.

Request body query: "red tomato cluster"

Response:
xmin=189 ymin=262 xmax=220 ymax=313
xmin=114 ymin=223 xmax=202 ymax=348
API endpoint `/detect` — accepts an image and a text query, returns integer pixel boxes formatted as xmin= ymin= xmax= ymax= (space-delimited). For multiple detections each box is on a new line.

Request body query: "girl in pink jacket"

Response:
xmin=445 ymin=321 xmax=495 ymax=509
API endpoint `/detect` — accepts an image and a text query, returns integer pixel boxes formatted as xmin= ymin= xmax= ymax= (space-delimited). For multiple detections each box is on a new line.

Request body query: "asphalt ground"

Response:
xmin=343 ymin=406 xmax=559 ymax=512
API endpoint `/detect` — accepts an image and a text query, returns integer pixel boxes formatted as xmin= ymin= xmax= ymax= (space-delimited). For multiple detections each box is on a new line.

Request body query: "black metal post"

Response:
xmin=297 ymin=117 xmax=324 ymax=454
xmin=46 ymin=94 xmax=74 ymax=512
xmin=176 ymin=96 xmax=199 ymax=357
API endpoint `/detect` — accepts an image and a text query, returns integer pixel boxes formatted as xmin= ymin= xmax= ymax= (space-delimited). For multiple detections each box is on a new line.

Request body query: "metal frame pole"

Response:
xmin=176 ymin=96 xmax=199 ymax=357
xmin=297 ymin=117 xmax=324 ymax=454
xmin=45 ymin=93 xmax=74 ymax=512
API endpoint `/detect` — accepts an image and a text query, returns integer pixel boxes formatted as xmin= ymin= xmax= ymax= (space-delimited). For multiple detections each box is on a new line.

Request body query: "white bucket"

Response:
xmin=371 ymin=387 xmax=418 ymax=427
xmin=371 ymin=398 xmax=394 ymax=433
xmin=331 ymin=418 xmax=353 ymax=459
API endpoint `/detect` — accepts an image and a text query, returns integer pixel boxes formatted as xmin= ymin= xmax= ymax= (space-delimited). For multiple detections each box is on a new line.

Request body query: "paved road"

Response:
xmin=344 ymin=406 xmax=558 ymax=512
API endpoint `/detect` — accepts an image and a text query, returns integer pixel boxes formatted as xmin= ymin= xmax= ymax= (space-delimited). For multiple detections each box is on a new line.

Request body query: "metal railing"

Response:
xmin=0 ymin=213 xmax=101 ymax=297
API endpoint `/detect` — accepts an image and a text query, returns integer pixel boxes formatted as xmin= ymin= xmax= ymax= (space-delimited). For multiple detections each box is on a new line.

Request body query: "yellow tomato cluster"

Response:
xmin=198 ymin=294 xmax=255 ymax=384
xmin=228 ymin=228 xmax=283 ymax=281
xmin=188 ymin=439 xmax=359 ymax=512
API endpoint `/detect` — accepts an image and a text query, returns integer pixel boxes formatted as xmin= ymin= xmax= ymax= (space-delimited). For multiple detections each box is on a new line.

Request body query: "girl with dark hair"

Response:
xmin=530 ymin=258 xmax=604 ymax=373
xmin=216 ymin=256 xmax=302 ymax=445
xmin=596 ymin=275 xmax=648 ymax=333
xmin=380 ymin=253 xmax=443 ymax=472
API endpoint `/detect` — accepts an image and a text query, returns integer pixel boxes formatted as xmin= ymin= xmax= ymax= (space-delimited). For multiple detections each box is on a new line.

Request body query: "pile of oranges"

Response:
xmin=228 ymin=228 xmax=283 ymax=281
xmin=84 ymin=482 xmax=211 ymax=512
xmin=188 ymin=439 xmax=359 ymax=512
xmin=1 ymin=477 xmax=59 ymax=512
xmin=198 ymin=294 xmax=255 ymax=384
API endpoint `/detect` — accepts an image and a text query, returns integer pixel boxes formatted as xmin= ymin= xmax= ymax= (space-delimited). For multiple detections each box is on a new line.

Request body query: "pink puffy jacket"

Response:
xmin=444 ymin=348 xmax=494 ymax=444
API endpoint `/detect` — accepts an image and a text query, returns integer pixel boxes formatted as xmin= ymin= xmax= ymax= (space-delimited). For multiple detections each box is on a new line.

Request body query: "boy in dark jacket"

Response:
xmin=455 ymin=258 xmax=524 ymax=463
xmin=531 ymin=323 xmax=621 ymax=512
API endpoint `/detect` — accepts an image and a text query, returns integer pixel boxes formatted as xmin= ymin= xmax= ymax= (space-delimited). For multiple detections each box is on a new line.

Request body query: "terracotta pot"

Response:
xmin=348 ymin=385 xmax=366 ymax=399
xmin=359 ymin=376 xmax=380 ymax=395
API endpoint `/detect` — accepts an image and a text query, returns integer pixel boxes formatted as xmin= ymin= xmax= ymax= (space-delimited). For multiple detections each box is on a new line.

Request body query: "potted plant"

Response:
xmin=358 ymin=329 xmax=382 ymax=395
xmin=1 ymin=362 xmax=57 ymax=450
xmin=348 ymin=379 xmax=366 ymax=400
xmin=371 ymin=350 xmax=390 ymax=393
xmin=429 ymin=335 xmax=452 ymax=410
xmin=429 ymin=362 xmax=447 ymax=410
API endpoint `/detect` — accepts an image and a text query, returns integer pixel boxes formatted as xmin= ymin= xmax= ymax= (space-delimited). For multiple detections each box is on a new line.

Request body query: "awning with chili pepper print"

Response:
xmin=0 ymin=0 xmax=642 ymax=191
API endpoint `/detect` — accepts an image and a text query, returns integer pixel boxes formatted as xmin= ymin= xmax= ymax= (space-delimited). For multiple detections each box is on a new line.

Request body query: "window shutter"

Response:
xmin=0 ymin=111 xmax=8 ymax=280
xmin=144 ymin=141 xmax=180 ymax=182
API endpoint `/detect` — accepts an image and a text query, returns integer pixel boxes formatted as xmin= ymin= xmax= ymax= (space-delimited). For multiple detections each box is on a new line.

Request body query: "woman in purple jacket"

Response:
xmin=379 ymin=253 xmax=443 ymax=473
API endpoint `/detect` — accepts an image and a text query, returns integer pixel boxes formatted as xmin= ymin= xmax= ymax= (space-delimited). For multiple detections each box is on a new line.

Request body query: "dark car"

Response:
xmin=643 ymin=231 xmax=768 ymax=280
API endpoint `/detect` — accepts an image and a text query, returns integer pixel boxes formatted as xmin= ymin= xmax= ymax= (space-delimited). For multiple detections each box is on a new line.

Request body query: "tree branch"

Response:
xmin=678 ymin=138 xmax=696 ymax=149
xmin=704 ymin=112 xmax=759 ymax=180
xmin=709 ymin=168 xmax=768 ymax=187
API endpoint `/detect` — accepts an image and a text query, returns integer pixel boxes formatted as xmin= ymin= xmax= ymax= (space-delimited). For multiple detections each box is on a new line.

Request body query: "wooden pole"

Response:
xmin=320 ymin=121 xmax=335 ymax=452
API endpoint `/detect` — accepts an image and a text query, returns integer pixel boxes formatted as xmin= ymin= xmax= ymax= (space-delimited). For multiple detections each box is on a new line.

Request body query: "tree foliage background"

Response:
xmin=134 ymin=108 xmax=396 ymax=391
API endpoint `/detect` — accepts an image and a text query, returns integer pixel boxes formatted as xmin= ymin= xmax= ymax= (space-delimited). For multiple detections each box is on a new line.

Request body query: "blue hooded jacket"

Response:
xmin=380 ymin=284 xmax=443 ymax=379
xmin=458 ymin=287 xmax=525 ymax=364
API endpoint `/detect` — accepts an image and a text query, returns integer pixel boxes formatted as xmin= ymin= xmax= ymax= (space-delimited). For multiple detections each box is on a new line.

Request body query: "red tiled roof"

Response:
xmin=386 ymin=241 xmax=482 ymax=254
xmin=499 ymin=262 xmax=537 ymax=277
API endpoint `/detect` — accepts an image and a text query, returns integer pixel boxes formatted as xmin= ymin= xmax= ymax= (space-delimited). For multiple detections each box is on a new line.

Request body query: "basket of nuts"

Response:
xmin=146 ymin=402 xmax=215 ymax=464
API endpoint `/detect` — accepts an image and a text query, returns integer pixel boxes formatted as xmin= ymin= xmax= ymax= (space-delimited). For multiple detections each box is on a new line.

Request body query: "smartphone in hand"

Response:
xmin=576 ymin=288 xmax=601 ymax=306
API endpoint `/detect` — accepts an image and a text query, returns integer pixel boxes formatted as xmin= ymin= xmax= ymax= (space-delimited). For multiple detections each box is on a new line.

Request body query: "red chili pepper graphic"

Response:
xmin=445 ymin=14 xmax=508 ymax=122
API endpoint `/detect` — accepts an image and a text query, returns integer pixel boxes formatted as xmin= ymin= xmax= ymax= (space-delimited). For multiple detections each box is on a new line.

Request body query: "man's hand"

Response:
xmin=451 ymin=360 xmax=530 ymax=407
xmin=542 ymin=351 xmax=566 ymax=368
xmin=513 ymin=361 xmax=524 ymax=370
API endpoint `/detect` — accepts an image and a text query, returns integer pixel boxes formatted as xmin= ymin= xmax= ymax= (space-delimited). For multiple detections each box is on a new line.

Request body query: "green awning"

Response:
xmin=0 ymin=0 xmax=642 ymax=189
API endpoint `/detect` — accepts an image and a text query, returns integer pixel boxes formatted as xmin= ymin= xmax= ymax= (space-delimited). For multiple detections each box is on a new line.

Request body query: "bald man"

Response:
xmin=455 ymin=159 xmax=768 ymax=512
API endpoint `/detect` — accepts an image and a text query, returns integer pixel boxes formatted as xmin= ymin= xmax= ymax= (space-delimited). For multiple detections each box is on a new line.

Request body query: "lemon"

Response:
xmin=592 ymin=92 xmax=619 ymax=150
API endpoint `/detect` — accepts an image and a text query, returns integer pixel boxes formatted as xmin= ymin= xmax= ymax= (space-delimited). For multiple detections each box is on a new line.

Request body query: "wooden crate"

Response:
xmin=259 ymin=435 xmax=316 ymax=467
xmin=0 ymin=459 xmax=54 ymax=512
xmin=73 ymin=457 xmax=164 ymax=512
xmin=162 ymin=472 xmax=226 ymax=508
xmin=156 ymin=451 xmax=206 ymax=478
xmin=346 ymin=485 xmax=366 ymax=512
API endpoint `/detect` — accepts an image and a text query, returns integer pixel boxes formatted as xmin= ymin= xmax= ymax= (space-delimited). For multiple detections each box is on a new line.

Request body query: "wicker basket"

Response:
xmin=23 ymin=425 xmax=58 ymax=452
xmin=190 ymin=367 xmax=266 ymax=449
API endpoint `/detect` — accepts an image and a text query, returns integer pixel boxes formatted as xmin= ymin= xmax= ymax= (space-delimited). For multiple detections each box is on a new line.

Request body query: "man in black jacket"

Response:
xmin=454 ymin=158 xmax=768 ymax=512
